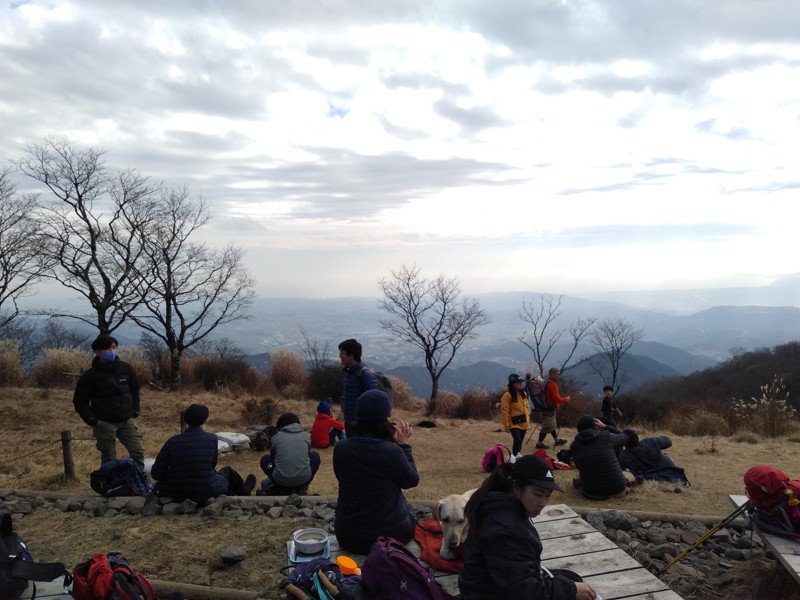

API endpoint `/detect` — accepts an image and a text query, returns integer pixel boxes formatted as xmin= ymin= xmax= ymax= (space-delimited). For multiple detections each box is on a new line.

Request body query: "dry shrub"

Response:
xmin=664 ymin=408 xmax=730 ymax=437
xmin=279 ymin=382 xmax=305 ymax=401
xmin=387 ymin=375 xmax=415 ymax=411
xmin=30 ymin=348 xmax=86 ymax=388
xmin=269 ymin=349 xmax=305 ymax=391
xmin=732 ymin=376 xmax=797 ymax=438
xmin=178 ymin=355 xmax=267 ymax=393
xmin=431 ymin=391 xmax=462 ymax=418
xmin=118 ymin=346 xmax=152 ymax=384
xmin=460 ymin=387 xmax=498 ymax=420
xmin=306 ymin=364 xmax=343 ymax=404
xmin=731 ymin=430 xmax=760 ymax=444
xmin=0 ymin=339 xmax=23 ymax=386
xmin=240 ymin=397 xmax=278 ymax=424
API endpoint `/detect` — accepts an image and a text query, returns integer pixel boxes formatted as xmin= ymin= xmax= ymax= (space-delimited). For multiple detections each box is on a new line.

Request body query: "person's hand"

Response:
xmin=594 ymin=418 xmax=606 ymax=430
xmin=392 ymin=420 xmax=413 ymax=445
xmin=575 ymin=582 xmax=598 ymax=599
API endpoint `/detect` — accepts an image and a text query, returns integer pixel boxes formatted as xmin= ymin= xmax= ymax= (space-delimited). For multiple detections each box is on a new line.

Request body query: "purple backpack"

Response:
xmin=361 ymin=537 xmax=457 ymax=600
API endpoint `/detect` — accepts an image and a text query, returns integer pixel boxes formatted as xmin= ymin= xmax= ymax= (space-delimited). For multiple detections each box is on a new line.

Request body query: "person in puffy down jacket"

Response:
xmin=570 ymin=415 xmax=632 ymax=500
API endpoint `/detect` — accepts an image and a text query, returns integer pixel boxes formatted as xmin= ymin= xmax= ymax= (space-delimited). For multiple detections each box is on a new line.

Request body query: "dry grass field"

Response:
xmin=1 ymin=385 xmax=799 ymax=598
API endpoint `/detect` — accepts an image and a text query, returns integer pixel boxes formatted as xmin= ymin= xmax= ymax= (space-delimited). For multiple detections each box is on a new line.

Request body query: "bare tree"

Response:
xmin=299 ymin=325 xmax=329 ymax=370
xmin=518 ymin=294 xmax=596 ymax=376
xmin=129 ymin=187 xmax=255 ymax=388
xmin=379 ymin=264 xmax=489 ymax=412
xmin=15 ymin=138 xmax=157 ymax=334
xmin=588 ymin=317 xmax=645 ymax=392
xmin=0 ymin=166 xmax=50 ymax=329
xmin=36 ymin=320 xmax=90 ymax=350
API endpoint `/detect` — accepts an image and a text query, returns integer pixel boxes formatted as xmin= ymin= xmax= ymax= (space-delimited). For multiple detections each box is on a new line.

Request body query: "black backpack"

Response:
xmin=0 ymin=512 xmax=67 ymax=600
xmin=357 ymin=365 xmax=393 ymax=400
xmin=90 ymin=459 xmax=152 ymax=497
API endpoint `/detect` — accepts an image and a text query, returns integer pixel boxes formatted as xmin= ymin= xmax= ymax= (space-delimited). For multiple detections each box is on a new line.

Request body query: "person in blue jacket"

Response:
xmin=151 ymin=403 xmax=255 ymax=504
xmin=338 ymin=338 xmax=379 ymax=436
xmin=333 ymin=389 xmax=418 ymax=554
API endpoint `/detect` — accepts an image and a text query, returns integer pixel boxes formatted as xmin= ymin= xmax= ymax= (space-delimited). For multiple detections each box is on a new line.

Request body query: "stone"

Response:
xmin=267 ymin=506 xmax=283 ymax=519
xmin=127 ymin=497 xmax=147 ymax=515
xmin=220 ymin=546 xmax=246 ymax=565
xmin=176 ymin=499 xmax=198 ymax=514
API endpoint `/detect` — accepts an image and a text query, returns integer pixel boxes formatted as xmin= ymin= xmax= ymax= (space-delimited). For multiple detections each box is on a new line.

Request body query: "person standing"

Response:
xmin=311 ymin=401 xmax=345 ymax=449
xmin=338 ymin=338 xmax=379 ymax=436
xmin=73 ymin=335 xmax=145 ymax=469
xmin=601 ymin=385 xmax=622 ymax=427
xmin=500 ymin=373 xmax=529 ymax=460
xmin=536 ymin=368 xmax=569 ymax=449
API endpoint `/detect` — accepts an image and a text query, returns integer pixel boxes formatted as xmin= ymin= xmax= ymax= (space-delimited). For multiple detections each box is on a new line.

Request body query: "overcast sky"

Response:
xmin=2 ymin=0 xmax=798 ymax=299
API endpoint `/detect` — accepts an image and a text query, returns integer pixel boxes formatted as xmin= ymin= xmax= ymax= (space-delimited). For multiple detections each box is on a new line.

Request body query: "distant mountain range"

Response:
xmin=231 ymin=274 xmax=800 ymax=398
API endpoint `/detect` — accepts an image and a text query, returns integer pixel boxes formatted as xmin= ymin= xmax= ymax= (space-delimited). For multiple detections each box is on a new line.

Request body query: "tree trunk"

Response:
xmin=427 ymin=374 xmax=439 ymax=416
xmin=169 ymin=348 xmax=182 ymax=389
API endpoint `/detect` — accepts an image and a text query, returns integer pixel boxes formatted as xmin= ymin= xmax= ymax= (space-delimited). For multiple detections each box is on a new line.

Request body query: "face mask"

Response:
xmin=100 ymin=350 xmax=116 ymax=362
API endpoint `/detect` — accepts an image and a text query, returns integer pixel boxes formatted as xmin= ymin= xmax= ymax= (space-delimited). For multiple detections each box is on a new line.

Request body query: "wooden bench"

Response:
xmin=289 ymin=503 xmax=683 ymax=600
xmin=729 ymin=494 xmax=800 ymax=586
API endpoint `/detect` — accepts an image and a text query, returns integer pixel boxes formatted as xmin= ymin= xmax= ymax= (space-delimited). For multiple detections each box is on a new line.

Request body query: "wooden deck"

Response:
xmin=730 ymin=494 xmax=800 ymax=586
xmin=290 ymin=503 xmax=682 ymax=600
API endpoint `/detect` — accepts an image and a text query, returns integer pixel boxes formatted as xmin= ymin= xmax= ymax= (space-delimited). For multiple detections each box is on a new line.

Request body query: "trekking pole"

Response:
xmin=526 ymin=422 xmax=540 ymax=445
xmin=659 ymin=500 xmax=752 ymax=573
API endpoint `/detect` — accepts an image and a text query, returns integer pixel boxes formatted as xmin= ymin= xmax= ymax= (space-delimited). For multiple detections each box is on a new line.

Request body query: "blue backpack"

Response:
xmin=90 ymin=459 xmax=152 ymax=496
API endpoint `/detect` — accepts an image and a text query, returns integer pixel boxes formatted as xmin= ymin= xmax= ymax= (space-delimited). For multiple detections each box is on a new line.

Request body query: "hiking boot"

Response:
xmin=554 ymin=438 xmax=567 ymax=446
xmin=535 ymin=442 xmax=550 ymax=450
xmin=243 ymin=474 xmax=257 ymax=496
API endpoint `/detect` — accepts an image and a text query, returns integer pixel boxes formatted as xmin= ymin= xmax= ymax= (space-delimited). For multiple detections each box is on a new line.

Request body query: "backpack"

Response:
xmin=357 ymin=364 xmax=393 ymax=400
xmin=526 ymin=378 xmax=547 ymax=412
xmin=281 ymin=557 xmax=362 ymax=600
xmin=71 ymin=552 xmax=155 ymax=600
xmin=361 ymin=537 xmax=457 ymax=600
xmin=0 ymin=512 xmax=67 ymax=600
xmin=744 ymin=465 xmax=800 ymax=538
xmin=481 ymin=444 xmax=509 ymax=473
xmin=90 ymin=459 xmax=152 ymax=497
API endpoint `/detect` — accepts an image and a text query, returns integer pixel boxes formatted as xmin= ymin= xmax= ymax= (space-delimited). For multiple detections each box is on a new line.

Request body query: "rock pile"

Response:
xmin=0 ymin=490 xmax=781 ymax=598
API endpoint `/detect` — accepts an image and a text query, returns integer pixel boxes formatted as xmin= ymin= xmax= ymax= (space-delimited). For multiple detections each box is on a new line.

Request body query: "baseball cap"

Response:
xmin=511 ymin=455 xmax=563 ymax=492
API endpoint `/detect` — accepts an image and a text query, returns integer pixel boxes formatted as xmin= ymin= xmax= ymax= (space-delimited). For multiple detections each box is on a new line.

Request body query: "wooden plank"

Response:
xmin=541 ymin=531 xmax=620 ymax=560
xmin=537 ymin=516 xmax=601 ymax=540
xmin=730 ymin=494 xmax=800 ymax=585
xmin=544 ymin=547 xmax=646 ymax=576
xmin=582 ymin=566 xmax=675 ymax=599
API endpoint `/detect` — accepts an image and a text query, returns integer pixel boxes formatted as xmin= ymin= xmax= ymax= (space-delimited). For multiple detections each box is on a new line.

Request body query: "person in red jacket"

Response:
xmin=535 ymin=368 xmax=570 ymax=449
xmin=311 ymin=401 xmax=345 ymax=449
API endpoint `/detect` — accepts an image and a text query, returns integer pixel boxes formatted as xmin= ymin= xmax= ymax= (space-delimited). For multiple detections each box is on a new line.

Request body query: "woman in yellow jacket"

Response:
xmin=500 ymin=373 xmax=529 ymax=461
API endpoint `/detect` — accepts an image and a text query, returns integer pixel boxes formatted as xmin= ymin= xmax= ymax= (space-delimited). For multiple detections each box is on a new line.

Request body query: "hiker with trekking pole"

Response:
xmin=535 ymin=368 xmax=569 ymax=449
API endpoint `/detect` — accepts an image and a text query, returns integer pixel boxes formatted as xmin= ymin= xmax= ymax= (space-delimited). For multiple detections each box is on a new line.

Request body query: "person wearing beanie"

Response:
xmin=333 ymin=389 xmax=419 ymax=554
xmin=569 ymin=415 xmax=631 ymax=500
xmin=500 ymin=373 xmax=529 ymax=460
xmin=338 ymin=338 xmax=380 ymax=436
xmin=258 ymin=412 xmax=321 ymax=495
xmin=73 ymin=335 xmax=145 ymax=469
xmin=536 ymin=368 xmax=570 ymax=450
xmin=151 ymin=403 xmax=257 ymax=503
xmin=459 ymin=455 xmax=597 ymax=600
xmin=311 ymin=400 xmax=345 ymax=449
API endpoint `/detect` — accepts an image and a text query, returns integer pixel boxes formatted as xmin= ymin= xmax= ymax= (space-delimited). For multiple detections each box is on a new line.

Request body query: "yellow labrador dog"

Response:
xmin=432 ymin=489 xmax=477 ymax=560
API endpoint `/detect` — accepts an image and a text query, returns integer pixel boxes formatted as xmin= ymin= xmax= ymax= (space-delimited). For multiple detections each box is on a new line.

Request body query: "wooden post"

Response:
xmin=61 ymin=430 xmax=75 ymax=481
xmin=265 ymin=402 xmax=274 ymax=426
xmin=180 ymin=410 xmax=187 ymax=432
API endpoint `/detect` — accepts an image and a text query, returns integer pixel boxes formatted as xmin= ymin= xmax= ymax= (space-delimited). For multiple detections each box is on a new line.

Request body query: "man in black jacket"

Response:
xmin=73 ymin=335 xmax=145 ymax=469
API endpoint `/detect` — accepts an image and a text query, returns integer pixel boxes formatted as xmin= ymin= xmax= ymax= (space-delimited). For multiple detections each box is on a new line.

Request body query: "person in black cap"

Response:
xmin=73 ymin=335 xmax=145 ymax=469
xmin=333 ymin=389 xmax=419 ymax=554
xmin=500 ymin=373 xmax=529 ymax=461
xmin=151 ymin=403 xmax=256 ymax=503
xmin=459 ymin=455 xmax=598 ymax=600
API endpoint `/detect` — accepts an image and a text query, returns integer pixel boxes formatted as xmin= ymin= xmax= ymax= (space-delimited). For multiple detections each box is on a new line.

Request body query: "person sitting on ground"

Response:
xmin=310 ymin=401 xmax=345 ymax=449
xmin=259 ymin=412 xmax=320 ymax=495
xmin=458 ymin=454 xmax=597 ymax=600
xmin=570 ymin=415 xmax=633 ymax=501
xmin=618 ymin=431 xmax=677 ymax=478
xmin=333 ymin=389 xmax=419 ymax=554
xmin=151 ymin=403 xmax=256 ymax=504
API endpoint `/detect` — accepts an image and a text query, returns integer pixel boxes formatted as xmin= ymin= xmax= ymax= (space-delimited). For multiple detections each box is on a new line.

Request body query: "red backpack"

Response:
xmin=71 ymin=552 xmax=156 ymax=600
xmin=481 ymin=444 xmax=509 ymax=473
xmin=744 ymin=465 xmax=800 ymax=538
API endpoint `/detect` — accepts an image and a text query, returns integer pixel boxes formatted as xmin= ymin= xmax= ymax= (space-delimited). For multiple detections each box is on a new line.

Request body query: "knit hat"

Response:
xmin=577 ymin=415 xmax=597 ymax=432
xmin=91 ymin=335 xmax=118 ymax=351
xmin=511 ymin=455 xmax=563 ymax=492
xmin=356 ymin=390 xmax=392 ymax=422
xmin=184 ymin=403 xmax=209 ymax=427
xmin=623 ymin=428 xmax=639 ymax=448
xmin=317 ymin=401 xmax=332 ymax=414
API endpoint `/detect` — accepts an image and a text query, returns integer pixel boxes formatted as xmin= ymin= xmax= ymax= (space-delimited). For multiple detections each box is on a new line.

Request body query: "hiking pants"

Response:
xmin=510 ymin=428 xmax=525 ymax=455
xmin=94 ymin=418 xmax=145 ymax=469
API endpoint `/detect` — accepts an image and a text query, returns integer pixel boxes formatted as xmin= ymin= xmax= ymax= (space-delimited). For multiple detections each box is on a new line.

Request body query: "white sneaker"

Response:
xmin=515 ymin=453 xmax=522 ymax=461
xmin=509 ymin=454 xmax=517 ymax=464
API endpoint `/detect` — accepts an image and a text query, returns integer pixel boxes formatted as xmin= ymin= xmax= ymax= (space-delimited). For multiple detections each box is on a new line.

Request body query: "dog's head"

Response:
xmin=433 ymin=489 xmax=476 ymax=559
